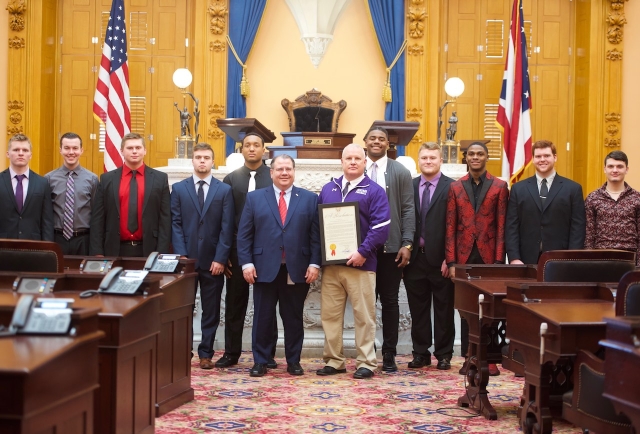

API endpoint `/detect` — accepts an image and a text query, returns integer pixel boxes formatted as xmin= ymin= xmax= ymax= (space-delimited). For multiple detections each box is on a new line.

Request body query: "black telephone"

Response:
xmin=79 ymin=267 xmax=148 ymax=298
xmin=0 ymin=295 xmax=74 ymax=336
xmin=143 ymin=251 xmax=180 ymax=273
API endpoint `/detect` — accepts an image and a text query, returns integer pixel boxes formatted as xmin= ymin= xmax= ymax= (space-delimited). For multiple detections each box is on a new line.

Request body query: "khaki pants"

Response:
xmin=320 ymin=265 xmax=377 ymax=371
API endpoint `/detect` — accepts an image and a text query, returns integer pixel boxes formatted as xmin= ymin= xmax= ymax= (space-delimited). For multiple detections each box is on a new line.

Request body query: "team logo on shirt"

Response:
xmin=355 ymin=189 xmax=367 ymax=195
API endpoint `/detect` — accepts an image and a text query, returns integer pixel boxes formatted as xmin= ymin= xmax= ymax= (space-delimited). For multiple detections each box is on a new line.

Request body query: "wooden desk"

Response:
xmin=0 ymin=307 xmax=103 ymax=434
xmin=453 ymin=264 xmax=537 ymax=420
xmin=63 ymin=256 xmax=197 ymax=416
xmin=0 ymin=288 xmax=161 ymax=434
xmin=503 ymin=283 xmax=615 ymax=434
xmin=600 ymin=316 xmax=640 ymax=432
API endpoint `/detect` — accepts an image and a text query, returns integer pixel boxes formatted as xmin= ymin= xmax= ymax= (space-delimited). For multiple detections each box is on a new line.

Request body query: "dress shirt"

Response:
xmin=418 ymin=171 xmax=441 ymax=247
xmin=119 ymin=164 xmax=145 ymax=241
xmin=341 ymin=174 xmax=365 ymax=200
xmin=366 ymin=156 xmax=387 ymax=190
xmin=471 ymin=171 xmax=487 ymax=212
xmin=9 ymin=167 xmax=29 ymax=205
xmin=193 ymin=174 xmax=212 ymax=202
xmin=536 ymin=171 xmax=556 ymax=194
xmin=45 ymin=165 xmax=98 ymax=230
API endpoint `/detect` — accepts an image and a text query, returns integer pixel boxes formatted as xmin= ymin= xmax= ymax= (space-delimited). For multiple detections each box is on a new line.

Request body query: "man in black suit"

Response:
xmin=90 ymin=133 xmax=171 ymax=257
xmin=215 ymin=133 xmax=278 ymax=369
xmin=506 ymin=139 xmax=586 ymax=265
xmin=403 ymin=142 xmax=455 ymax=370
xmin=0 ymin=134 xmax=54 ymax=241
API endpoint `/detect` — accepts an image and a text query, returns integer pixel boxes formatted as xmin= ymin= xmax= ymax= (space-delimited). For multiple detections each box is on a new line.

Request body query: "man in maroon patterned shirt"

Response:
xmin=584 ymin=150 xmax=640 ymax=265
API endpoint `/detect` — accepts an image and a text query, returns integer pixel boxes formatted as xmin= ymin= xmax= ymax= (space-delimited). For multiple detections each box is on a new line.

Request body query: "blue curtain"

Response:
xmin=368 ymin=0 xmax=406 ymax=156
xmin=225 ymin=1 xmax=267 ymax=157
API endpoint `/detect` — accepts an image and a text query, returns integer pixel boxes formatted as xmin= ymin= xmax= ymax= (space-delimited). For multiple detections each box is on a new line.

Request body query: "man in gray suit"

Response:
xmin=0 ymin=134 xmax=54 ymax=241
xmin=364 ymin=127 xmax=415 ymax=372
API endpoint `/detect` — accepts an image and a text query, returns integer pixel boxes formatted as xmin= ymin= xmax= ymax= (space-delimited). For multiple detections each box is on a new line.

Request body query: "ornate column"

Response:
xmin=603 ymin=0 xmax=626 ymax=150
xmin=6 ymin=0 xmax=26 ymax=138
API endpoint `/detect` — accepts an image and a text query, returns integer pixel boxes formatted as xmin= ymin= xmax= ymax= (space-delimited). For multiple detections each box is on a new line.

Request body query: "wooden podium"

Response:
xmin=366 ymin=121 xmax=420 ymax=160
xmin=269 ymin=132 xmax=356 ymax=159
xmin=216 ymin=118 xmax=277 ymax=151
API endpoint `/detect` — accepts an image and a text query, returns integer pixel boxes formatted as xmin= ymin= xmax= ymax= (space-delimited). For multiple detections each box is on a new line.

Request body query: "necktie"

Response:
xmin=63 ymin=172 xmax=75 ymax=240
xmin=279 ymin=191 xmax=287 ymax=259
xmin=342 ymin=181 xmax=350 ymax=199
xmin=421 ymin=181 xmax=431 ymax=240
xmin=128 ymin=170 xmax=138 ymax=233
xmin=197 ymin=180 xmax=205 ymax=210
xmin=248 ymin=171 xmax=256 ymax=192
xmin=540 ymin=178 xmax=548 ymax=206
xmin=370 ymin=162 xmax=378 ymax=185
xmin=15 ymin=174 xmax=25 ymax=214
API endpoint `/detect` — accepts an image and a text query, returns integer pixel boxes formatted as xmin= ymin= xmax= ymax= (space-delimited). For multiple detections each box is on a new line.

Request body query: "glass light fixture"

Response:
xmin=437 ymin=77 xmax=465 ymax=145
xmin=172 ymin=68 xmax=193 ymax=89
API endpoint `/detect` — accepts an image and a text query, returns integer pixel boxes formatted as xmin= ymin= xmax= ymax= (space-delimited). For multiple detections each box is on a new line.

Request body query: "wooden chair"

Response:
xmin=537 ymin=249 xmax=636 ymax=283
xmin=0 ymin=239 xmax=63 ymax=273
xmin=561 ymin=269 xmax=640 ymax=434
xmin=281 ymin=88 xmax=347 ymax=133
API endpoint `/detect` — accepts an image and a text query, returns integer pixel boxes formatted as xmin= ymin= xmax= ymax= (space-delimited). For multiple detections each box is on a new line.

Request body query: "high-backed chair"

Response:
xmin=0 ymin=239 xmax=64 ymax=273
xmin=537 ymin=249 xmax=636 ymax=283
xmin=561 ymin=269 xmax=639 ymax=434
xmin=281 ymin=88 xmax=347 ymax=133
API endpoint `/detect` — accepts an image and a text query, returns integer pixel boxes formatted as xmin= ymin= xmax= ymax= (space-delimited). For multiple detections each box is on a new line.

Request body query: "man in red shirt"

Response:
xmin=90 ymin=133 xmax=171 ymax=257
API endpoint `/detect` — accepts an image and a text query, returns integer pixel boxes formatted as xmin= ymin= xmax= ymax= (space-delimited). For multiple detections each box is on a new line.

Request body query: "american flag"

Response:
xmin=93 ymin=0 xmax=130 ymax=172
xmin=497 ymin=0 xmax=532 ymax=184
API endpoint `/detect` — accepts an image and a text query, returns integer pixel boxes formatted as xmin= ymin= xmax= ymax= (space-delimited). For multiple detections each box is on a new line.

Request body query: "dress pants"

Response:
xmin=375 ymin=250 xmax=403 ymax=356
xmin=321 ymin=265 xmax=377 ymax=371
xmin=252 ymin=264 xmax=309 ymax=365
xmin=196 ymin=267 xmax=224 ymax=359
xmin=54 ymin=232 xmax=90 ymax=255
xmin=223 ymin=249 xmax=277 ymax=360
xmin=403 ymin=250 xmax=455 ymax=360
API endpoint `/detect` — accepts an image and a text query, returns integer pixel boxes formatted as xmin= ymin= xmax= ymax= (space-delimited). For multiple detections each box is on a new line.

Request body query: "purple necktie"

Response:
xmin=15 ymin=174 xmax=25 ymax=214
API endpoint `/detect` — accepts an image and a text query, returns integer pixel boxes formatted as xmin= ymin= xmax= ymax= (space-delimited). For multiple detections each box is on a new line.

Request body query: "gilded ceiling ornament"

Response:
xmin=6 ymin=0 xmax=26 ymax=32
xmin=210 ymin=40 xmax=225 ymax=52
xmin=208 ymin=1 xmax=228 ymax=35
xmin=8 ymin=37 xmax=25 ymax=49
xmin=407 ymin=8 xmax=427 ymax=39
xmin=7 ymin=100 xmax=24 ymax=110
xmin=9 ymin=112 xmax=22 ymax=124
xmin=407 ymin=44 xmax=424 ymax=56
xmin=604 ymin=112 xmax=621 ymax=122
xmin=606 ymin=49 xmax=623 ymax=60
xmin=605 ymin=137 xmax=621 ymax=147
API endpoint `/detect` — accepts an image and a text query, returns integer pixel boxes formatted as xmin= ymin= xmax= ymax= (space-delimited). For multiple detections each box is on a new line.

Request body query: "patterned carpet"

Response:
xmin=157 ymin=354 xmax=581 ymax=433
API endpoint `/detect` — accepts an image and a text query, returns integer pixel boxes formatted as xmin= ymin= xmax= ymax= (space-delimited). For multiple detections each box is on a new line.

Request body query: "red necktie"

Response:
xmin=279 ymin=191 xmax=287 ymax=259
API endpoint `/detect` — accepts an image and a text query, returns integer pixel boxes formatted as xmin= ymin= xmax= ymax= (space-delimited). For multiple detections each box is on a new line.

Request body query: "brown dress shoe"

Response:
xmin=199 ymin=357 xmax=214 ymax=369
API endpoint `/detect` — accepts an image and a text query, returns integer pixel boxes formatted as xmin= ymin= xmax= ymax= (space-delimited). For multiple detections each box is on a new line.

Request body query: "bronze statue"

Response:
xmin=174 ymin=103 xmax=192 ymax=137
xmin=446 ymin=111 xmax=458 ymax=141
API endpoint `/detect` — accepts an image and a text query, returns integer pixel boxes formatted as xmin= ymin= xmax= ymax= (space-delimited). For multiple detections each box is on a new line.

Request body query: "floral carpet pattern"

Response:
xmin=157 ymin=354 xmax=581 ymax=433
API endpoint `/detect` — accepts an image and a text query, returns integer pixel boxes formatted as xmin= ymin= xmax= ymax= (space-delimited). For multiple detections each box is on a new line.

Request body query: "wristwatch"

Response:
xmin=403 ymin=244 xmax=413 ymax=252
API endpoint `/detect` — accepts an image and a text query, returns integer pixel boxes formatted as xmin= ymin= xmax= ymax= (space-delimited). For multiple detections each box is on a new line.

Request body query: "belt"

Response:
xmin=55 ymin=229 xmax=89 ymax=237
xmin=121 ymin=240 xmax=142 ymax=246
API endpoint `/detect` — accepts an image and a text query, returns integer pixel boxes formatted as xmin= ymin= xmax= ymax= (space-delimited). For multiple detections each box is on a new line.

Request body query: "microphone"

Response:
xmin=315 ymin=107 xmax=321 ymax=132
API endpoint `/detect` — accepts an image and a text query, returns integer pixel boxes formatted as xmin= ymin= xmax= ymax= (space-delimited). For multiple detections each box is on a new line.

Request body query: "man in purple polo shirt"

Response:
xmin=315 ymin=144 xmax=390 ymax=379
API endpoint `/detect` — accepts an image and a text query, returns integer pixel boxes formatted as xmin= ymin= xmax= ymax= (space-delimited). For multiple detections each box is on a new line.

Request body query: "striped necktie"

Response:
xmin=63 ymin=171 xmax=75 ymax=240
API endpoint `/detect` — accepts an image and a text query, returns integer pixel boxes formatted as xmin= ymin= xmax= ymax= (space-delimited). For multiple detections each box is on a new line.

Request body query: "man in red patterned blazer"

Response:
xmin=444 ymin=141 xmax=509 ymax=376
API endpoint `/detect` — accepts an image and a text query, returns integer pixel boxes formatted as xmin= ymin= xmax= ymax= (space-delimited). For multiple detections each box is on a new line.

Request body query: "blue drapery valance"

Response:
xmin=367 ymin=0 xmax=406 ymax=156
xmin=225 ymin=1 xmax=267 ymax=157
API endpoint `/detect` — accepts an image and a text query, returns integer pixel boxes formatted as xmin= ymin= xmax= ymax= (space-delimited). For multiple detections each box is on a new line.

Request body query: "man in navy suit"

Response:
xmin=237 ymin=155 xmax=321 ymax=377
xmin=171 ymin=143 xmax=234 ymax=369
xmin=0 ymin=134 xmax=54 ymax=241
xmin=506 ymin=140 xmax=586 ymax=265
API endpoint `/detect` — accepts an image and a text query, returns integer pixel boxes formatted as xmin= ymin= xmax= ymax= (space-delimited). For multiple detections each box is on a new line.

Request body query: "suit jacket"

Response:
xmin=410 ymin=173 xmax=452 ymax=267
xmin=222 ymin=163 xmax=272 ymax=233
xmin=237 ymin=186 xmax=321 ymax=283
xmin=0 ymin=169 xmax=54 ymax=241
xmin=89 ymin=165 xmax=171 ymax=256
xmin=506 ymin=174 xmax=586 ymax=265
xmin=379 ymin=158 xmax=415 ymax=253
xmin=170 ymin=176 xmax=234 ymax=270
xmin=445 ymin=172 xmax=509 ymax=265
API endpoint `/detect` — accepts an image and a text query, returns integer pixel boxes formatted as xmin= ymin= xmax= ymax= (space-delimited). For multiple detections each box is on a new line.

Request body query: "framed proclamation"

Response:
xmin=318 ymin=202 xmax=362 ymax=265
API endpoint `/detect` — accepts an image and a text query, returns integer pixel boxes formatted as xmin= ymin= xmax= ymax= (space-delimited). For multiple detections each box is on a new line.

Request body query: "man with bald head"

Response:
xmin=316 ymin=144 xmax=390 ymax=379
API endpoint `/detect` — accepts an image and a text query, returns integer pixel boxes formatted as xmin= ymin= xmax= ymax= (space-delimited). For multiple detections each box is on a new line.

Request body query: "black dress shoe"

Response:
xmin=249 ymin=363 xmax=267 ymax=377
xmin=316 ymin=366 xmax=347 ymax=376
xmin=287 ymin=362 xmax=304 ymax=376
xmin=408 ymin=355 xmax=431 ymax=369
xmin=214 ymin=354 xmax=239 ymax=368
xmin=436 ymin=357 xmax=451 ymax=370
xmin=353 ymin=367 xmax=374 ymax=379
xmin=267 ymin=359 xmax=278 ymax=369
xmin=382 ymin=352 xmax=397 ymax=372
